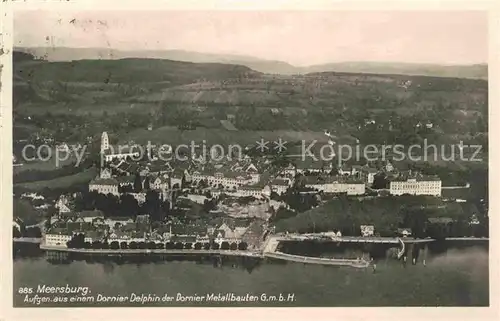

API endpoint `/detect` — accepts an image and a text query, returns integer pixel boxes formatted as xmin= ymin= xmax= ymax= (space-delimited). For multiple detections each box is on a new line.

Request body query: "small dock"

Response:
xmin=13 ymin=237 xmax=42 ymax=244
xmin=262 ymin=236 xmax=371 ymax=268
xmin=264 ymin=251 xmax=370 ymax=268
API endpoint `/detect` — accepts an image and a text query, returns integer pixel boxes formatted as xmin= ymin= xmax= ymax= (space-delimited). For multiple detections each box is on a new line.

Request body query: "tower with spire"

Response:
xmin=101 ymin=132 xmax=110 ymax=153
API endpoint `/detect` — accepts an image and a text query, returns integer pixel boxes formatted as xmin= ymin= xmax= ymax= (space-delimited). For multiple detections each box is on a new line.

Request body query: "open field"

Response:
xmin=14 ymin=56 xmax=487 ymax=114
xmin=121 ymin=126 xmax=332 ymax=146
xmin=15 ymin=168 xmax=97 ymax=191
xmin=13 ymin=149 xmax=78 ymax=174
xmin=13 ymin=55 xmax=488 ymax=164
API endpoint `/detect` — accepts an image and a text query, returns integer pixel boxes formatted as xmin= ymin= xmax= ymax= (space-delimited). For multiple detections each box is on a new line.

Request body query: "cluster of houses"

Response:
xmin=90 ymin=131 xmax=444 ymax=204
xmin=44 ymin=203 xmax=263 ymax=249
xmin=37 ymin=131 xmax=445 ymax=248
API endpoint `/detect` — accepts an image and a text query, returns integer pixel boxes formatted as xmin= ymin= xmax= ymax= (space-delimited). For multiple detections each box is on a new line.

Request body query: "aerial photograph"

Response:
xmin=12 ymin=10 xmax=488 ymax=307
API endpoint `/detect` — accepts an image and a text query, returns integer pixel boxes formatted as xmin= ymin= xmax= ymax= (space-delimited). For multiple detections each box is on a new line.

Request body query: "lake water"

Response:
xmin=13 ymin=244 xmax=489 ymax=307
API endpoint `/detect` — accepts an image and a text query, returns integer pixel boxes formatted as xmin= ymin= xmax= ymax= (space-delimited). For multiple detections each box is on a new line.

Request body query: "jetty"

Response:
xmin=13 ymin=237 xmax=42 ymax=244
xmin=261 ymin=236 xmax=371 ymax=268
xmin=264 ymin=251 xmax=370 ymax=268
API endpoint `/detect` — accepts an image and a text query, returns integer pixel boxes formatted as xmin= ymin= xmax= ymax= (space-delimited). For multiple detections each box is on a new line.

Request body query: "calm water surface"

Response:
xmin=13 ymin=245 xmax=489 ymax=307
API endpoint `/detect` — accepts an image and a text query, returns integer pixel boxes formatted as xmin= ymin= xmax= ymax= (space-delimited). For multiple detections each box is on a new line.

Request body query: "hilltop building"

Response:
xmin=389 ymin=174 xmax=441 ymax=196
xmin=100 ymin=131 xmax=140 ymax=162
xmin=304 ymin=176 xmax=365 ymax=195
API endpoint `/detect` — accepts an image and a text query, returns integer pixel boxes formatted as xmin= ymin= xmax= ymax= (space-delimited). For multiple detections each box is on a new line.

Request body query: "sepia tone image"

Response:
xmin=11 ymin=9 xmax=488 ymax=307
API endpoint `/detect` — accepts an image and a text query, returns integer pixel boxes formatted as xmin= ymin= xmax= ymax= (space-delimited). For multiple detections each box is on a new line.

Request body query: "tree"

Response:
xmin=120 ymin=194 xmax=140 ymax=218
xmin=25 ymin=226 xmax=42 ymax=238
xmin=13 ymin=226 xmax=22 ymax=238
xmin=67 ymin=233 xmax=85 ymax=249
xmin=203 ymin=199 xmax=216 ymax=213
xmin=372 ymin=174 xmax=389 ymax=189
xmin=142 ymin=190 xmax=162 ymax=222
xmin=220 ymin=241 xmax=230 ymax=250
xmin=143 ymin=176 xmax=151 ymax=190
xmin=134 ymin=173 xmax=143 ymax=193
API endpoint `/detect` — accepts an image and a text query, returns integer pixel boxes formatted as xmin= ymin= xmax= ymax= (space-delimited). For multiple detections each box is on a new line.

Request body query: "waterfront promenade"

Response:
xmin=40 ymin=244 xmax=262 ymax=258
xmin=24 ymin=236 xmax=488 ymax=269
xmin=270 ymin=234 xmax=437 ymax=244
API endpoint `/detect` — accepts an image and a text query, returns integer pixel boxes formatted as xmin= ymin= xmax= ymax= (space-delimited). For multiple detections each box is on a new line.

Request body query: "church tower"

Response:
xmin=101 ymin=132 xmax=109 ymax=153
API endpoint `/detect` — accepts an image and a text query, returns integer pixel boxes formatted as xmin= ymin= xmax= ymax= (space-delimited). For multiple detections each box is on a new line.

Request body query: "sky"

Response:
xmin=14 ymin=10 xmax=488 ymax=66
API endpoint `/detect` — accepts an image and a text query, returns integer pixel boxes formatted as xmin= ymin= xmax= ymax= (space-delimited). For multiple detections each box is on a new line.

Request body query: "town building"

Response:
xmin=79 ymin=210 xmax=105 ymax=224
xmin=100 ymin=167 xmax=112 ymax=179
xmin=89 ymin=177 xmax=120 ymax=196
xmin=212 ymin=222 xmax=248 ymax=244
xmin=389 ymin=175 xmax=441 ymax=196
xmin=100 ymin=132 xmax=141 ymax=162
xmin=105 ymin=217 xmax=135 ymax=230
xmin=128 ymin=192 xmax=147 ymax=204
xmin=362 ymin=167 xmax=378 ymax=185
xmin=44 ymin=228 xmax=73 ymax=247
xmin=360 ymin=225 xmax=375 ymax=237
xmin=170 ymin=169 xmax=184 ymax=189
xmin=270 ymin=179 xmax=290 ymax=195
xmin=55 ymin=194 xmax=73 ymax=214
xmin=191 ymin=167 xmax=254 ymax=190
xmin=151 ymin=174 xmax=169 ymax=190
xmin=232 ymin=185 xmax=266 ymax=198
xmin=304 ymin=176 xmax=365 ymax=195
xmin=397 ymin=228 xmax=413 ymax=238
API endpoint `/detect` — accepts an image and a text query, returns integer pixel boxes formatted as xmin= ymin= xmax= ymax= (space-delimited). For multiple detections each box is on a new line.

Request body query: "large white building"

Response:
xmin=44 ymin=229 xmax=73 ymax=247
xmin=270 ymin=179 xmax=291 ymax=195
xmin=389 ymin=175 xmax=441 ymax=196
xmin=304 ymin=176 xmax=365 ymax=195
xmin=191 ymin=169 xmax=254 ymax=189
xmin=88 ymin=178 xmax=120 ymax=196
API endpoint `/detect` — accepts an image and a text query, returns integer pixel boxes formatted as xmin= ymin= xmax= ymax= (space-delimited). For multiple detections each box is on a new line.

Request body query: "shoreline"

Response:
xmin=40 ymin=244 xmax=263 ymax=258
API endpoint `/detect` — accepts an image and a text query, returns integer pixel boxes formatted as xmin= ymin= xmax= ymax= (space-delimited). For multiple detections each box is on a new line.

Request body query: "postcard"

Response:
xmin=1 ymin=1 xmax=497 ymax=320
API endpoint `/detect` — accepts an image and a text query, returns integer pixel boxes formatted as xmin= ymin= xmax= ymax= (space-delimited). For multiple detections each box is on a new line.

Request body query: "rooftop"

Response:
xmin=271 ymin=179 xmax=289 ymax=186
xmin=89 ymin=177 xmax=119 ymax=186
xmin=79 ymin=210 xmax=104 ymax=218
xmin=390 ymin=174 xmax=441 ymax=182
xmin=304 ymin=175 xmax=365 ymax=185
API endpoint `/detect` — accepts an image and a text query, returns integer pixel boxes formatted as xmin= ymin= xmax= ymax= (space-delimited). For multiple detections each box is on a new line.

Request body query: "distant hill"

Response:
xmin=12 ymin=52 xmax=260 ymax=105
xmin=15 ymin=47 xmax=487 ymax=80
xmin=13 ymin=56 xmax=259 ymax=84
xmin=302 ymin=62 xmax=488 ymax=80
